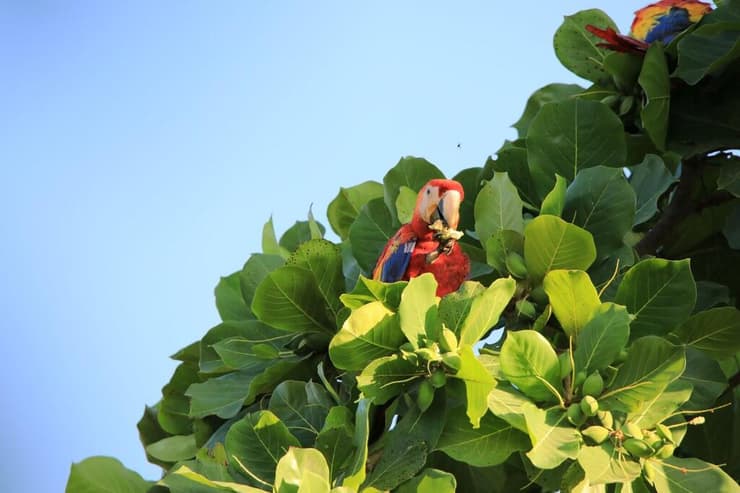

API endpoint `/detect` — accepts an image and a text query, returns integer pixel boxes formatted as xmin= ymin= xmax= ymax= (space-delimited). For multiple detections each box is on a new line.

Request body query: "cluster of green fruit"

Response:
xmin=400 ymin=327 xmax=462 ymax=412
xmin=563 ymin=361 xmax=679 ymax=461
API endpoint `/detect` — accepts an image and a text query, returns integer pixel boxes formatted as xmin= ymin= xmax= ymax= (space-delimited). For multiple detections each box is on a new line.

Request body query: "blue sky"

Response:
xmin=1 ymin=2 xmax=644 ymax=490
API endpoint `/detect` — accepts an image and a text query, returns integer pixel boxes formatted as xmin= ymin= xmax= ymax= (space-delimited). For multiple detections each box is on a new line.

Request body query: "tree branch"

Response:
xmin=635 ymin=155 xmax=703 ymax=256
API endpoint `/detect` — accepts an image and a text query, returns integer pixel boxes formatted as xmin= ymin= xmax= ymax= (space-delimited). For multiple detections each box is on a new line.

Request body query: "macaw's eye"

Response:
xmin=426 ymin=188 xmax=431 ymax=195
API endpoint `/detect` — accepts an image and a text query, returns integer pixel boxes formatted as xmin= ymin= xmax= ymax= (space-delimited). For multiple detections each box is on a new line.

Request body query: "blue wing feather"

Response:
xmin=645 ymin=8 xmax=691 ymax=43
xmin=380 ymin=240 xmax=415 ymax=282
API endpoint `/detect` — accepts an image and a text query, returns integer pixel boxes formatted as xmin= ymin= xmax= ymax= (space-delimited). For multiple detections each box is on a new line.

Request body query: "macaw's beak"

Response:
xmin=432 ymin=189 xmax=461 ymax=230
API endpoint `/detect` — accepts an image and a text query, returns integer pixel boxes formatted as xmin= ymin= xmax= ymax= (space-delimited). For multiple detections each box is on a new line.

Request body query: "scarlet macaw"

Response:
xmin=373 ymin=179 xmax=470 ymax=297
xmin=586 ymin=0 xmax=712 ymax=53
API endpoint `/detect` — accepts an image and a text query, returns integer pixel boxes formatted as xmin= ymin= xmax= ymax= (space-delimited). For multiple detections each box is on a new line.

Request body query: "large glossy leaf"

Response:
xmin=279 ymin=219 xmax=325 ymax=253
xmin=437 ymin=281 xmax=485 ymax=333
xmin=159 ymin=465 xmax=264 ymax=493
xmin=200 ymin=321 xmax=278 ymax=375
xmin=563 ymin=166 xmax=636 ymax=257
xmin=356 ymin=354 xmax=421 ymax=405
xmin=627 ymin=380 xmax=693 ymax=429
xmin=543 ymin=269 xmax=600 ymax=337
xmin=522 ymin=404 xmax=581 ymax=469
xmin=145 ymin=435 xmax=198 ymax=463
xmin=527 ymin=98 xmax=626 ymax=199
xmin=452 ymin=345 xmax=495 ymax=428
xmin=500 ymin=330 xmax=562 ymax=402
xmin=327 ymin=181 xmax=384 ymax=239
xmin=339 ymin=275 xmax=407 ymax=311
xmin=576 ymin=443 xmax=641 ymax=485
xmin=315 ymin=406 xmax=355 ymax=481
xmin=274 ymin=447 xmax=331 ymax=493
xmin=211 ymin=323 xmax=294 ymax=370
xmin=383 ymin=156 xmax=445 ymax=223
xmin=573 ymin=302 xmax=631 ymax=373
xmin=513 ymin=83 xmax=584 ymax=138
xmin=436 ymin=407 xmax=530 ymax=467
xmin=239 ymin=254 xmax=285 ymax=312
xmin=553 ymin=9 xmax=618 ymax=82
xmin=670 ymin=306 xmax=740 ymax=358
xmin=225 ymin=411 xmax=300 ymax=487
xmin=600 ymin=336 xmax=685 ymax=412
xmin=524 ymin=215 xmax=597 ymax=282
xmin=159 ymin=362 xmax=200 ymax=435
xmin=66 ymin=456 xmax=152 ymax=493
xmin=540 ymin=174 xmax=567 ymax=217
xmin=398 ymin=273 xmax=439 ymax=347
xmin=474 ymin=172 xmax=524 ymax=246
xmin=329 ymin=301 xmax=404 ymax=371
xmin=615 ymin=258 xmax=696 ymax=339
xmin=395 ymin=468 xmax=457 ymax=493
xmin=348 ymin=197 xmax=396 ymax=273
xmin=215 ymin=272 xmax=251 ymax=322
xmin=287 ymin=239 xmax=345 ymax=319
xmin=679 ymin=348 xmax=728 ymax=411
xmin=458 ymin=278 xmax=516 ymax=346
xmin=487 ymin=383 xmax=533 ymax=433
xmin=268 ymin=381 xmax=334 ymax=447
xmin=638 ymin=43 xmax=670 ymax=150
xmin=252 ymin=265 xmax=336 ymax=335
xmin=485 ymin=230 xmax=524 ymax=275
xmin=629 ymin=155 xmax=676 ymax=226
xmin=648 ymin=457 xmax=738 ymax=493
xmin=675 ymin=21 xmax=740 ymax=85
xmin=488 ymin=141 xmax=539 ymax=207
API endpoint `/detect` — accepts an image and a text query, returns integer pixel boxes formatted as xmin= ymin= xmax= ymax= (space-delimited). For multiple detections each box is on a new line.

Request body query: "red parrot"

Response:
xmin=586 ymin=0 xmax=712 ymax=53
xmin=373 ymin=179 xmax=470 ymax=297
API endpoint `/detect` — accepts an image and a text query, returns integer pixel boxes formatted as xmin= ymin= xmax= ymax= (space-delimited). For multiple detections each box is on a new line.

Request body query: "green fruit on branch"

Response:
xmin=558 ymin=352 xmax=573 ymax=380
xmin=430 ymin=369 xmax=447 ymax=388
xmin=417 ymin=379 xmax=435 ymax=412
xmin=580 ymin=395 xmax=599 ymax=417
xmin=516 ymin=299 xmax=537 ymax=319
xmin=624 ymin=422 xmax=643 ymax=440
xmin=567 ymin=403 xmax=586 ymax=426
xmin=623 ymin=438 xmax=654 ymax=458
xmin=441 ymin=352 xmax=461 ymax=372
xmin=656 ymin=443 xmax=676 ymax=459
xmin=597 ymin=410 xmax=614 ymax=430
xmin=439 ymin=327 xmax=458 ymax=353
xmin=505 ymin=252 xmax=528 ymax=279
xmin=582 ymin=425 xmax=611 ymax=444
xmin=582 ymin=372 xmax=604 ymax=397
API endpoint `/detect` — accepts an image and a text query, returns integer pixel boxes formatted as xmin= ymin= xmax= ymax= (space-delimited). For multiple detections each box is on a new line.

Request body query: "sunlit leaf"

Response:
xmin=522 ymin=404 xmax=581 ymax=469
xmin=500 ymin=330 xmax=562 ymax=402
xmin=66 ymin=456 xmax=152 ymax=493
xmin=523 ymin=215 xmax=597 ymax=281
xmin=577 ymin=443 xmax=641 ymax=485
xmin=268 ymin=381 xmax=334 ymax=447
xmin=670 ymin=306 xmax=740 ymax=358
xmin=383 ymin=156 xmax=445 ymax=223
xmin=638 ymin=43 xmax=670 ymax=150
xmin=327 ymin=181 xmax=384 ymax=239
xmin=274 ymin=447 xmax=331 ymax=493
xmin=574 ymin=302 xmax=631 ymax=373
xmin=543 ymin=269 xmax=601 ymax=337
xmin=458 ymin=278 xmax=516 ymax=346
xmin=474 ymin=172 xmax=524 ymax=246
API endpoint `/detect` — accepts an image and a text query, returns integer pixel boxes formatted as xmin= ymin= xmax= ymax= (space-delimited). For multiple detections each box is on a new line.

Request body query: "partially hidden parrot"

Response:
xmin=586 ymin=0 xmax=713 ymax=53
xmin=373 ymin=179 xmax=470 ymax=297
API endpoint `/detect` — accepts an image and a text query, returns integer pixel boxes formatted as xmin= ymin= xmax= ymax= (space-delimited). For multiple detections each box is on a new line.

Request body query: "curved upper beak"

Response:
xmin=436 ymin=190 xmax=461 ymax=230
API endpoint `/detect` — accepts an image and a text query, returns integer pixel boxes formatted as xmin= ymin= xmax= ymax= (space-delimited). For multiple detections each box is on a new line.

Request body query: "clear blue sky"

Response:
xmin=1 ymin=2 xmax=643 ymax=491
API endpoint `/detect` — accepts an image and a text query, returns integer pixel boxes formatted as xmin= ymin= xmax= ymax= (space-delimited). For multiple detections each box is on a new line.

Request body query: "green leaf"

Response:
xmin=600 ymin=336 xmax=685 ymax=413
xmin=348 ymin=197 xmax=396 ymax=273
xmin=543 ymin=269 xmax=600 ymax=337
xmin=395 ymin=185 xmax=418 ymax=225
xmin=437 ymin=281 xmax=485 ymax=331
xmin=211 ymin=323 xmax=294 ymax=370
xmin=630 ymin=155 xmax=676 ymax=225
xmin=436 ymin=406 xmax=530 ymax=467
xmin=513 ymin=83 xmax=584 ymax=138
xmin=145 ymin=435 xmax=198 ymax=463
xmin=648 ymin=457 xmax=738 ymax=493
xmin=527 ymin=99 xmax=626 ymax=199
xmin=356 ymin=354 xmax=421 ymax=405
xmin=262 ymin=217 xmax=288 ymax=258
xmin=160 ymin=464 xmax=265 ymax=493
xmin=670 ymin=306 xmax=740 ymax=358
xmin=383 ymin=156 xmax=445 ymax=222
xmin=315 ymin=407 xmax=355 ymax=481
xmin=638 ymin=43 xmax=670 ymax=150
xmin=452 ymin=345 xmax=495 ymax=428
xmin=485 ymin=230 xmax=524 ymax=275
xmin=563 ymin=166 xmax=636 ymax=257
xmin=341 ymin=399 xmax=371 ymax=490
xmin=225 ymin=410 xmax=300 ymax=487
xmin=215 ymin=272 xmax=252 ymax=322
xmin=487 ymin=382 xmax=533 ymax=433
xmin=453 ymin=166 xmax=484 ymax=232
xmin=268 ymin=381 xmax=334 ymax=447
xmin=327 ymin=181 xmax=384 ymax=239
xmin=159 ymin=362 xmax=200 ymax=435
xmin=274 ymin=447 xmax=331 ymax=493
xmin=500 ymin=330 xmax=563 ymax=402
xmin=66 ymin=456 xmax=152 ymax=493
xmin=398 ymin=273 xmax=439 ymax=347
xmin=717 ymin=157 xmax=740 ymax=197
xmin=329 ymin=301 xmax=404 ymax=371
xmin=723 ymin=201 xmax=740 ymax=249
xmin=488 ymin=141 xmax=540 ymax=207
xmin=200 ymin=321 xmax=278 ymax=374
xmin=615 ymin=258 xmax=696 ymax=339
xmin=679 ymin=348 xmax=728 ymax=411
xmin=603 ymin=51 xmax=643 ymax=92
xmin=239 ymin=254 xmax=285 ymax=312
xmin=474 ymin=172 xmax=524 ymax=246
xmin=395 ymin=468 xmax=457 ymax=493
xmin=627 ymin=380 xmax=693 ymax=429
xmin=576 ymin=443 xmax=641 ymax=485
xmin=574 ymin=302 xmax=631 ymax=373
xmin=522 ymin=404 xmax=582 ymax=469
xmin=540 ymin=174 xmax=567 ymax=217
xmin=279 ymin=219 xmax=326 ymax=253
xmin=675 ymin=22 xmax=740 ymax=85
xmin=289 ymin=239 xmax=345 ymax=316
xmin=553 ymin=9 xmax=618 ymax=82
xmin=252 ymin=265 xmax=336 ymax=335
xmin=339 ymin=275 xmax=407 ymax=311
xmin=523 ymin=215 xmax=597 ymax=282
xmin=458 ymin=277 xmax=516 ymax=346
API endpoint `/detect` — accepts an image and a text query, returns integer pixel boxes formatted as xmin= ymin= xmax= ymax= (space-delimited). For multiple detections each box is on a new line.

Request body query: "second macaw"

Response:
xmin=586 ymin=0 xmax=712 ymax=53
xmin=373 ymin=179 xmax=470 ymax=297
